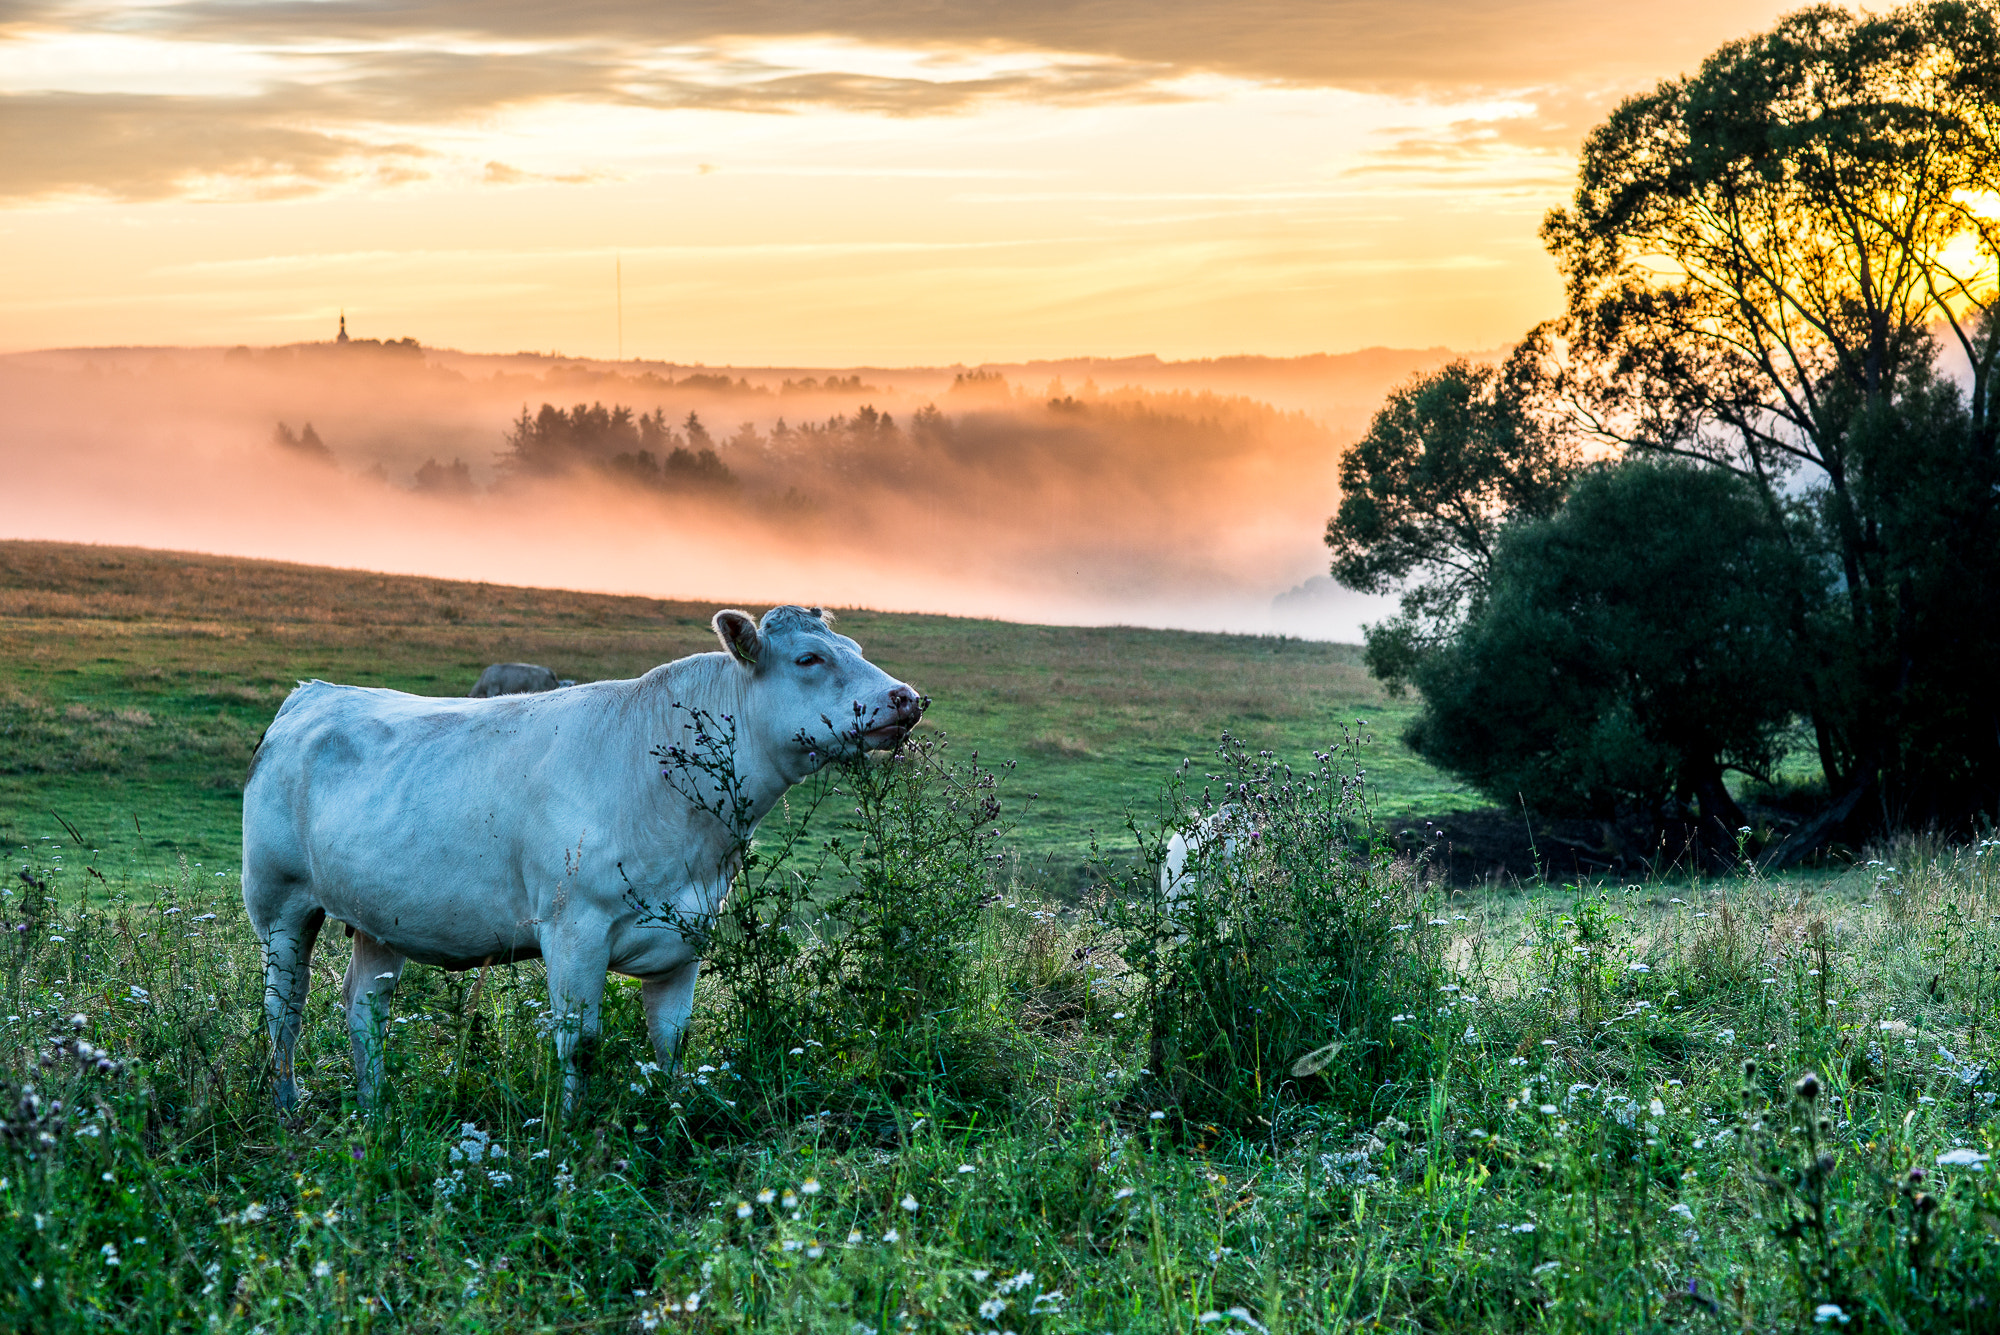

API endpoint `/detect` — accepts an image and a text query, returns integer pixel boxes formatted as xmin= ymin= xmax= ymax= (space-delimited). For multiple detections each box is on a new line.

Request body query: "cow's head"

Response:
xmin=713 ymin=606 xmax=921 ymax=776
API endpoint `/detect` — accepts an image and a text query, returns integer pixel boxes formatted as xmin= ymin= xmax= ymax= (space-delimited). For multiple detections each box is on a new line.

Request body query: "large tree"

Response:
xmin=1540 ymin=0 xmax=2000 ymax=822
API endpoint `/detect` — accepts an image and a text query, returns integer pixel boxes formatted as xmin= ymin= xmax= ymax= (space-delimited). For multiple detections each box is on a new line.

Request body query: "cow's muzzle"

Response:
xmin=861 ymin=685 xmax=923 ymax=746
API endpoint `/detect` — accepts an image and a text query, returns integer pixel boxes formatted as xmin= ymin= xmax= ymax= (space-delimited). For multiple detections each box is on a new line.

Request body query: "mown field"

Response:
xmin=0 ymin=540 xmax=1468 ymax=886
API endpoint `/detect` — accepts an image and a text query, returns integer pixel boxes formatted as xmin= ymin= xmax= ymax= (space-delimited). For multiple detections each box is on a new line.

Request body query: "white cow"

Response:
xmin=1159 ymin=804 xmax=1246 ymax=904
xmin=242 ymin=606 xmax=920 ymax=1113
xmin=469 ymin=662 xmax=561 ymax=697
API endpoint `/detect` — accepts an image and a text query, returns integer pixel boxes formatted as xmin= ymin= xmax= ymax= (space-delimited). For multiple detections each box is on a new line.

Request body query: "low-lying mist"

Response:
xmin=0 ymin=341 xmax=1442 ymax=638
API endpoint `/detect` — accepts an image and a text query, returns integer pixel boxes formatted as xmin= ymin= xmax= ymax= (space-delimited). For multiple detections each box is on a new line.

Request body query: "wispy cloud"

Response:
xmin=136 ymin=0 xmax=1795 ymax=94
xmin=0 ymin=90 xmax=432 ymax=201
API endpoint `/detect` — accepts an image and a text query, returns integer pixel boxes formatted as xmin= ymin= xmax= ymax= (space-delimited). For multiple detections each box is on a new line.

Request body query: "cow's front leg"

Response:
xmin=642 ymin=960 xmax=701 ymax=1071
xmin=545 ymin=938 xmax=612 ymax=1116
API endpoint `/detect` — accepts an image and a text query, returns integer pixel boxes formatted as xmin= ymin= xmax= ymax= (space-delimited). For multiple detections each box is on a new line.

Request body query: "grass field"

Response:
xmin=0 ymin=540 xmax=1473 ymax=885
xmin=3 ymin=747 xmax=1997 ymax=1332
xmin=2 ymin=541 xmax=1996 ymax=1332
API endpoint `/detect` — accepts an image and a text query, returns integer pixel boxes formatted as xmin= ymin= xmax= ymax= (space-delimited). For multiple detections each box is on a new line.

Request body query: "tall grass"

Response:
xmin=2 ymin=747 xmax=1997 ymax=1331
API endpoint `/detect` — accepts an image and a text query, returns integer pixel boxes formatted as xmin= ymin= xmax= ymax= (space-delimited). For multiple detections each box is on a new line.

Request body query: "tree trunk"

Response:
xmin=1758 ymin=769 xmax=1875 ymax=871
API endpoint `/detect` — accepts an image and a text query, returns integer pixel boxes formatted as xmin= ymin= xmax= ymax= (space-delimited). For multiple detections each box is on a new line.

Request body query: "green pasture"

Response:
xmin=0 ymin=540 xmax=1473 ymax=884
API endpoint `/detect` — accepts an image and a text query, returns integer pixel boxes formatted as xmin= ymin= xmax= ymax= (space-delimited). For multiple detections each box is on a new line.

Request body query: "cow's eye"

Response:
xmin=795 ymin=653 xmax=823 ymax=667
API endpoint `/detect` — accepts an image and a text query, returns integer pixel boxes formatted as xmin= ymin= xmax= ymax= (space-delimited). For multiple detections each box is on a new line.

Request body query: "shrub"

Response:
xmin=1104 ymin=731 xmax=1445 ymax=1132
xmin=647 ymin=716 xmax=1009 ymax=1126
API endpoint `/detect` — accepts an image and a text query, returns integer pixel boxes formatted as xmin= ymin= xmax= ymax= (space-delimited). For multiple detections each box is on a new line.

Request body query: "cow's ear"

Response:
xmin=713 ymin=609 xmax=762 ymax=667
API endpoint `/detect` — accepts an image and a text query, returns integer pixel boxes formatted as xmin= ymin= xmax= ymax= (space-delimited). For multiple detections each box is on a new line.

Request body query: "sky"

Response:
xmin=0 ymin=0 xmax=1810 ymax=365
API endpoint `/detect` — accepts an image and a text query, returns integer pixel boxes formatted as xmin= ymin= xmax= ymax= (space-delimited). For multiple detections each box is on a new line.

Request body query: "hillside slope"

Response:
xmin=0 ymin=540 xmax=1472 ymax=881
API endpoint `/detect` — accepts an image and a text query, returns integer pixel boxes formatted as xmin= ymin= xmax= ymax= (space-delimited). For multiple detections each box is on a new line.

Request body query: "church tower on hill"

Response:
xmin=336 ymin=312 xmax=350 ymax=344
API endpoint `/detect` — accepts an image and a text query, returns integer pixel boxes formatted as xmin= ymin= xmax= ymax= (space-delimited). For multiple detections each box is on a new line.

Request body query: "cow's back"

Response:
xmin=243 ymin=679 xmax=647 ymax=961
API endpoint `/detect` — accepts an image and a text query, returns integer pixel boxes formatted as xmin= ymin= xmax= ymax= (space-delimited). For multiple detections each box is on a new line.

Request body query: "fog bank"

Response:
xmin=0 ymin=342 xmax=1440 ymax=639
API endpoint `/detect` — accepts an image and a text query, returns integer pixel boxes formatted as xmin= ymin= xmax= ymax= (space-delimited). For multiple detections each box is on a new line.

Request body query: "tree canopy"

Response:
xmin=1323 ymin=346 xmax=1577 ymax=689
xmin=1404 ymin=461 xmax=1818 ymax=843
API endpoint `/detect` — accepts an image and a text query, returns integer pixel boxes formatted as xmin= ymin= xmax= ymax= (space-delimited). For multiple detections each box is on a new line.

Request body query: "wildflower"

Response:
xmin=1539 ymin=1104 xmax=1558 ymax=1116
xmin=801 ymin=1178 xmax=821 ymax=1195
xmin=995 ymin=1271 xmax=1036 ymax=1294
xmin=313 ymin=1261 xmax=332 ymax=1279
xmin=1510 ymin=1222 xmax=1535 ymax=1233
xmin=979 ymin=1297 xmax=1009 ymax=1321
xmin=1794 ymin=1072 xmax=1822 ymax=1102
xmin=1114 ymin=1186 xmax=1136 ymax=1200
xmin=1149 ymin=1110 xmax=1166 ymax=1121
xmin=807 ymin=1243 xmax=824 ymax=1258
xmin=882 ymin=1228 xmax=900 ymax=1243
xmin=781 ymin=1190 xmax=798 ymax=1209
xmin=846 ymin=1230 xmax=864 ymax=1245
xmin=958 ymin=1164 xmax=976 ymax=1174
xmin=1668 ymin=1203 xmax=1693 ymax=1221
xmin=449 ymin=1125 xmax=492 ymax=1164
xmin=736 ymin=1201 xmax=753 ymax=1219
xmin=757 ymin=1188 xmax=776 ymax=1204
xmin=1935 ymin=1148 xmax=1990 ymax=1170
xmin=1650 ymin=1098 xmax=1666 ymax=1117
xmin=1814 ymin=1304 xmax=1851 ymax=1325
xmin=100 ymin=1243 xmax=120 ymax=1267
xmin=900 ymin=1194 xmax=919 ymax=1213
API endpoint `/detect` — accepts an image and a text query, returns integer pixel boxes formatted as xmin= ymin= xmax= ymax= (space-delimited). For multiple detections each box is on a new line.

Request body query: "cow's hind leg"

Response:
xmin=341 ymin=931 xmax=407 ymax=1110
xmin=254 ymin=898 xmax=325 ymax=1115
xmin=642 ymin=960 xmax=701 ymax=1071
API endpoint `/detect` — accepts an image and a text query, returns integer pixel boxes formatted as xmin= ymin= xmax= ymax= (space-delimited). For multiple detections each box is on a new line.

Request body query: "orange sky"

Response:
xmin=0 ymin=0 xmax=1813 ymax=364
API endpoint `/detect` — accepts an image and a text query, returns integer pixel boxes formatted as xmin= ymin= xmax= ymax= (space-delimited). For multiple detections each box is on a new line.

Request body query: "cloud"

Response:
xmin=152 ymin=0 xmax=1797 ymax=95
xmin=0 ymin=31 xmax=1184 ymax=200
xmin=0 ymin=1 xmax=65 ymax=30
xmin=2 ymin=0 xmax=1802 ymax=204
xmin=0 ymin=91 xmax=431 ymax=201
xmin=481 ymin=160 xmax=595 ymax=185
xmin=623 ymin=58 xmax=1183 ymax=116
